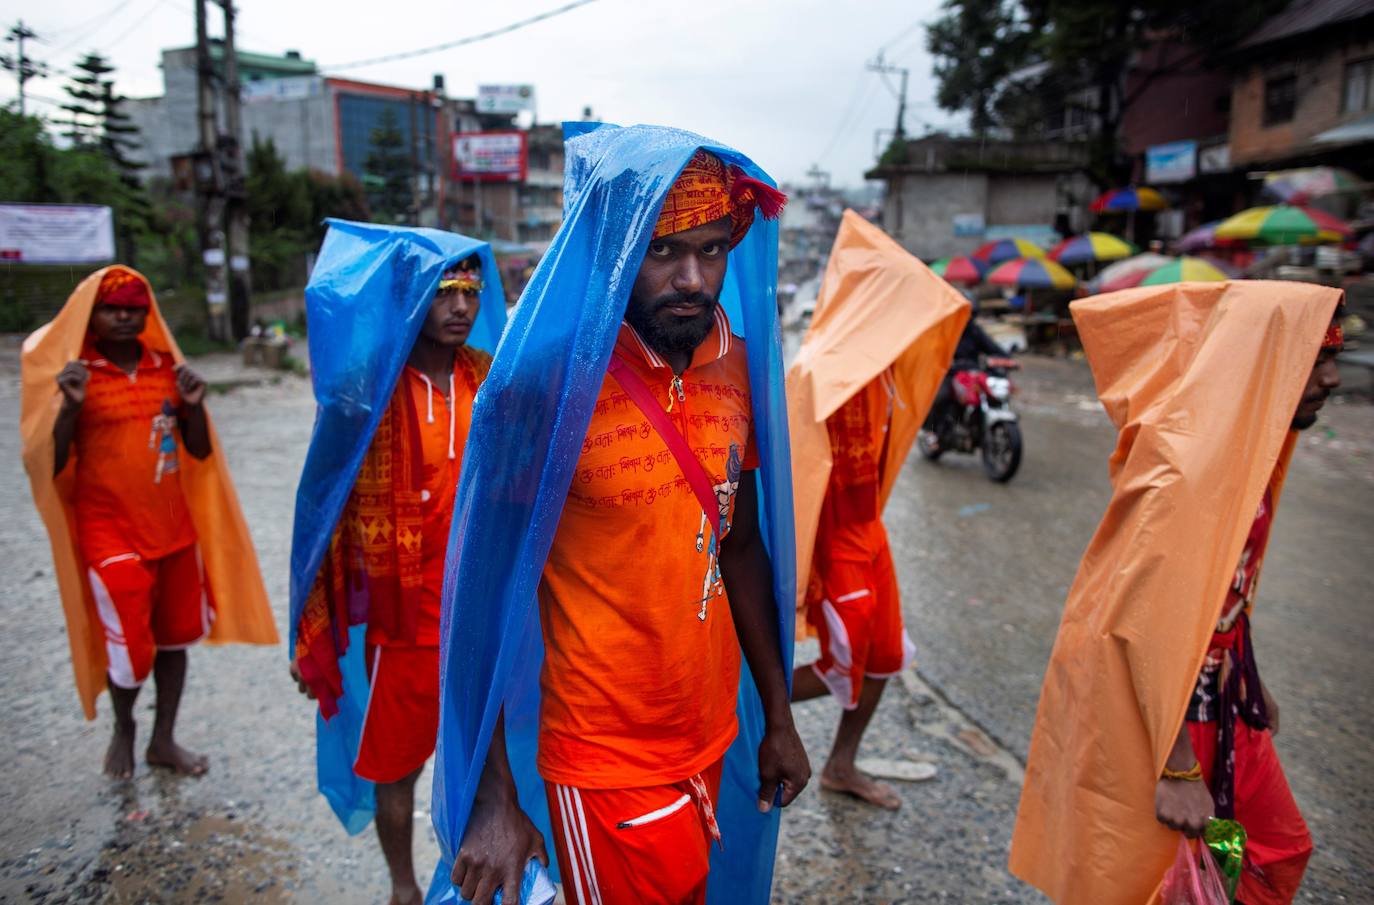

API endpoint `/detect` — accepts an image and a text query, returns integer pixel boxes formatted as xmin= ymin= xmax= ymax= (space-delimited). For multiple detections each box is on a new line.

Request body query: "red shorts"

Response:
xmin=1188 ymin=721 xmax=1312 ymax=905
xmin=353 ymin=644 xmax=440 ymax=784
xmin=546 ymin=759 xmax=723 ymax=905
xmin=87 ymin=544 xmax=213 ymax=689
xmin=808 ymin=542 xmax=915 ymax=708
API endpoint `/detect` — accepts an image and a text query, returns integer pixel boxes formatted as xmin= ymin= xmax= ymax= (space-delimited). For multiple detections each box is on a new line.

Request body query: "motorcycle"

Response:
xmin=918 ymin=356 xmax=1023 ymax=482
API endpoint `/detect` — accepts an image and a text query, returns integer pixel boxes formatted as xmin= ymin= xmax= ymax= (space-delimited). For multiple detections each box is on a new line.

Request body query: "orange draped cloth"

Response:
xmin=1009 ymin=281 xmax=1341 ymax=904
xmin=20 ymin=266 xmax=278 ymax=719
xmin=787 ymin=210 xmax=969 ymax=625
xmin=295 ymin=346 xmax=490 ymax=717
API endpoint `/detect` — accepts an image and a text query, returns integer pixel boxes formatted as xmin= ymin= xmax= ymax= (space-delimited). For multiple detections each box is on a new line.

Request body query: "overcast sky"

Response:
xmin=6 ymin=0 xmax=964 ymax=186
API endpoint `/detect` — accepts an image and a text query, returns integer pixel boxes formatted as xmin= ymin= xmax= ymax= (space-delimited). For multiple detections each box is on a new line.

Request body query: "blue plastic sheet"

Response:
xmin=430 ymin=123 xmax=797 ymax=904
xmin=288 ymin=219 xmax=508 ymax=832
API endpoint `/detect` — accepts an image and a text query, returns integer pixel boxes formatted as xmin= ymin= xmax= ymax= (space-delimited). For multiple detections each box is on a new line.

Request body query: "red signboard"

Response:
xmin=452 ymin=131 xmax=528 ymax=182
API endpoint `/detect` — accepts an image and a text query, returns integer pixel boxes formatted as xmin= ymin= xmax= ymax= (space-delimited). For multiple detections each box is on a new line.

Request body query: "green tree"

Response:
xmin=928 ymin=0 xmax=1294 ymax=184
xmin=244 ymin=136 xmax=372 ymax=291
xmin=926 ymin=0 xmax=1033 ymax=137
xmin=362 ymin=107 xmax=413 ymax=223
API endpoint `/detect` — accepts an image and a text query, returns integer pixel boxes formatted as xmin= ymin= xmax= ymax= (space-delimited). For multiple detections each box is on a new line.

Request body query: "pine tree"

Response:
xmin=363 ymin=107 xmax=414 ymax=223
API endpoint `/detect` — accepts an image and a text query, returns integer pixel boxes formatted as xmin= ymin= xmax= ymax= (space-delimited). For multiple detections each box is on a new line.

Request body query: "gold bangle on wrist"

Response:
xmin=1161 ymin=762 xmax=1204 ymax=782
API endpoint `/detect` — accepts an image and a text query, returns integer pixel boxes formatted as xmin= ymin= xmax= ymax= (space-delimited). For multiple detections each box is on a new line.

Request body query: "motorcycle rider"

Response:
xmin=924 ymin=305 xmax=1011 ymax=447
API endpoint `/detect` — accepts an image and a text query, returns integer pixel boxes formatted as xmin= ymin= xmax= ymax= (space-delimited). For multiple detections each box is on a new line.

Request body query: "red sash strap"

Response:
xmin=608 ymin=354 xmax=721 ymax=540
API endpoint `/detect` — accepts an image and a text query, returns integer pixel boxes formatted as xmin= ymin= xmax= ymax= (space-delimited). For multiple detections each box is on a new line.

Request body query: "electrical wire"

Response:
xmin=322 ymin=0 xmax=602 ymax=71
xmin=50 ymin=0 xmax=139 ymax=52
xmin=815 ymin=74 xmax=881 ymax=166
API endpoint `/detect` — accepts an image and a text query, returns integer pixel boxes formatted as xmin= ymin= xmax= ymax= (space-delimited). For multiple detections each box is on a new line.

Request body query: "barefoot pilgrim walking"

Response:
xmin=20 ymin=266 xmax=277 ymax=779
xmin=288 ymin=223 xmax=506 ymax=905
xmin=430 ymin=124 xmax=808 ymax=905
xmin=1010 ymin=281 xmax=1344 ymax=905
xmin=787 ymin=211 xmax=968 ymax=809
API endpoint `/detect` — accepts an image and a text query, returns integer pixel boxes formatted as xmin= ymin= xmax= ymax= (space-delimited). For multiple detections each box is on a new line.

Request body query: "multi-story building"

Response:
xmin=125 ymin=41 xmax=565 ymax=244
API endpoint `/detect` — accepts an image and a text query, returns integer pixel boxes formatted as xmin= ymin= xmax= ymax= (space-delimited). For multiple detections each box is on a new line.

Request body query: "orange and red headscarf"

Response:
xmin=653 ymin=150 xmax=787 ymax=248
xmin=96 ymin=268 xmax=152 ymax=309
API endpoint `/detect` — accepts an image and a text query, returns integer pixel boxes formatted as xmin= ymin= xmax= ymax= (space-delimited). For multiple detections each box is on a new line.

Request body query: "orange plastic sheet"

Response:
xmin=20 ymin=266 xmax=278 ymax=720
xmin=787 ymin=210 xmax=970 ymax=623
xmin=1009 ymin=281 xmax=1341 ymax=904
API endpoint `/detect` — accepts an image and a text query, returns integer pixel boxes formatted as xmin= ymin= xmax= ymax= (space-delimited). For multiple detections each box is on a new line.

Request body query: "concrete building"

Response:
xmin=124 ymin=41 xmax=568 ymax=247
xmin=1226 ymin=0 xmax=1374 ymax=170
xmin=865 ymin=136 xmax=1092 ymax=260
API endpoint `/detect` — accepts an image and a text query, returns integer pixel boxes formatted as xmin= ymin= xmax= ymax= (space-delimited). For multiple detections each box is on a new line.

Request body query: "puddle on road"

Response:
xmin=5 ymin=795 xmax=299 ymax=904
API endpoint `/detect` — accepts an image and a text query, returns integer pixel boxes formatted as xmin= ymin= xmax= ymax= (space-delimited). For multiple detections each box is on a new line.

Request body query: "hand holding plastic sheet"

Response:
xmin=1008 ymin=281 xmax=1340 ymax=904
xmin=287 ymin=220 xmax=507 ymax=833
xmin=429 ymin=123 xmax=796 ymax=904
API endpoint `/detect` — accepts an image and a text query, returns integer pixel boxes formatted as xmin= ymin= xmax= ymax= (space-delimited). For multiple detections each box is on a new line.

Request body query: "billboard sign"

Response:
xmin=0 ymin=203 xmax=115 ymax=264
xmin=453 ymin=131 xmax=528 ymax=182
xmin=1145 ymin=140 xmax=1197 ymax=184
xmin=477 ymin=84 xmax=535 ymax=115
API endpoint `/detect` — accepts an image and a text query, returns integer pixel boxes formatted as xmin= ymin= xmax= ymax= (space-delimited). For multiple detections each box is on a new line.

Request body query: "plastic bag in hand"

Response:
xmin=1159 ymin=837 xmax=1231 ymax=905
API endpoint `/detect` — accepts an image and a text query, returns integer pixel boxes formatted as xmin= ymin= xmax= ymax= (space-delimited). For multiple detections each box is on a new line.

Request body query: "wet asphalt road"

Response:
xmin=0 ymin=345 xmax=1370 ymax=904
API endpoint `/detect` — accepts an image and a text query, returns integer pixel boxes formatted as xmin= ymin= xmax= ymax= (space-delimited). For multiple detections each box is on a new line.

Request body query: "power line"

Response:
xmin=104 ymin=0 xmax=179 ymax=52
xmin=323 ymin=0 xmax=602 ymax=71
xmin=50 ymin=0 xmax=140 ymax=53
xmin=815 ymin=73 xmax=881 ymax=166
xmin=43 ymin=0 xmax=138 ymax=41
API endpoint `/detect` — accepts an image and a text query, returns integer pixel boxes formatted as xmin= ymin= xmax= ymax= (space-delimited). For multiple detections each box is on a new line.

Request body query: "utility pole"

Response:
xmin=867 ymin=52 xmax=910 ymax=240
xmin=3 ymin=21 xmax=46 ymax=116
xmin=219 ymin=0 xmax=251 ymax=340
xmin=866 ymin=51 xmax=909 ymax=141
xmin=194 ymin=0 xmax=229 ymax=341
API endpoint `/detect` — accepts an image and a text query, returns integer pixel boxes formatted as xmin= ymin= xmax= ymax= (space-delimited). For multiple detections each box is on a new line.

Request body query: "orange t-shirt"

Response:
xmin=817 ymin=370 xmax=895 ymax=563
xmin=72 ymin=340 xmax=198 ymax=565
xmin=537 ymin=307 xmax=758 ymax=789
xmin=368 ymin=346 xmax=488 ymax=648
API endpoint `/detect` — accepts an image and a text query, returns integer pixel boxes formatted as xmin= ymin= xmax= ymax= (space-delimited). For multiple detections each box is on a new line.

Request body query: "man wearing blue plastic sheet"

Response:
xmin=430 ymin=126 xmax=808 ymax=905
xmin=286 ymin=221 xmax=506 ymax=905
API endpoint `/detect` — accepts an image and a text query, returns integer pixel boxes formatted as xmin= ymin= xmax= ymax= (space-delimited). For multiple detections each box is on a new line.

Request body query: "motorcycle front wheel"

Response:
xmin=982 ymin=421 xmax=1022 ymax=482
xmin=918 ymin=428 xmax=944 ymax=461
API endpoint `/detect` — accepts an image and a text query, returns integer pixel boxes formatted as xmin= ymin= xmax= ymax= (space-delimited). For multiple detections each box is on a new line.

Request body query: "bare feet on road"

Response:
xmin=820 ymin=763 xmax=902 ymax=810
xmin=104 ymin=725 xmax=136 ymax=780
xmin=146 ymin=739 xmax=209 ymax=776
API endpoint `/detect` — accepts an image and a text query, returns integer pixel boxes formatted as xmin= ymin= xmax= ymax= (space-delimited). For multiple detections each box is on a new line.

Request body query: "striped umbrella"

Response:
xmin=1139 ymin=257 xmax=1232 ymax=286
xmin=1262 ymin=167 xmax=1363 ymax=205
xmin=972 ymin=238 xmax=1047 ymax=267
xmin=1090 ymin=186 xmax=1169 ymax=212
xmin=1049 ymin=232 xmax=1136 ymax=265
xmin=930 ymin=255 xmax=986 ymax=284
xmin=1214 ymin=204 xmax=1351 ymax=246
xmin=986 ymin=256 xmax=1077 ymax=290
xmin=1089 ymin=252 xmax=1174 ymax=293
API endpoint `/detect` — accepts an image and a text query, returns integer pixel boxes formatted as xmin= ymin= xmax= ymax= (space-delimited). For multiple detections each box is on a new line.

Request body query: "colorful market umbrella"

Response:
xmin=987 ymin=256 xmax=1077 ymax=290
xmin=972 ymin=238 xmax=1047 ymax=267
xmin=930 ymin=255 xmax=986 ymax=284
xmin=1090 ymin=186 xmax=1169 ymax=212
xmin=1214 ymin=204 xmax=1351 ymax=246
xmin=1175 ymin=221 xmax=1235 ymax=254
xmin=1049 ymin=232 xmax=1136 ymax=265
xmin=1138 ymin=256 xmax=1232 ymax=286
xmin=1088 ymin=252 xmax=1174 ymax=293
xmin=1261 ymin=167 xmax=1363 ymax=205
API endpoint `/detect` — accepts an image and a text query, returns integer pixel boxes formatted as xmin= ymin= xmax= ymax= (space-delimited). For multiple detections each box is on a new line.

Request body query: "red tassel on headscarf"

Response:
xmin=729 ymin=168 xmax=787 ymax=222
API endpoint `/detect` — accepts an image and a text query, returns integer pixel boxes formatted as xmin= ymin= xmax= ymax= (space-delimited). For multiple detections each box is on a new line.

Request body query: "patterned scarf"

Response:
xmin=653 ymin=150 xmax=787 ymax=249
xmin=295 ymin=348 xmax=487 ymax=717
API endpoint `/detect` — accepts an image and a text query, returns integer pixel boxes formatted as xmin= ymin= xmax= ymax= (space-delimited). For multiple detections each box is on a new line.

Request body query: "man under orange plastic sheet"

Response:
xmin=19 ymin=266 xmax=277 ymax=778
xmin=1009 ymin=281 xmax=1343 ymax=905
xmin=786 ymin=210 xmax=969 ymax=809
xmin=291 ymin=255 xmax=492 ymax=905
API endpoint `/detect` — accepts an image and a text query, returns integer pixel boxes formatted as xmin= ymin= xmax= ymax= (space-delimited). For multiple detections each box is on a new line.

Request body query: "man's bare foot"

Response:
xmin=820 ymin=763 xmax=902 ymax=810
xmin=387 ymin=886 xmax=422 ymax=905
xmin=104 ymin=724 xmax=136 ymax=780
xmin=146 ymin=739 xmax=208 ymax=776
